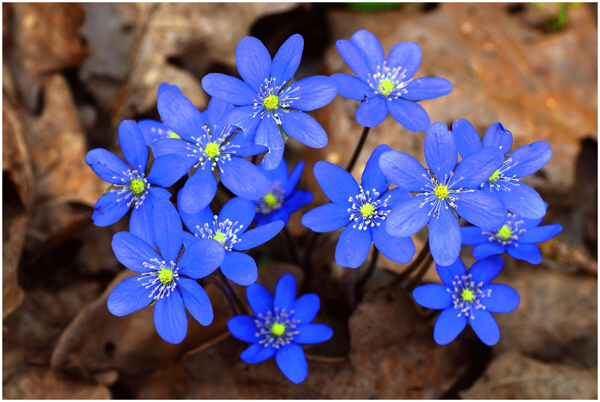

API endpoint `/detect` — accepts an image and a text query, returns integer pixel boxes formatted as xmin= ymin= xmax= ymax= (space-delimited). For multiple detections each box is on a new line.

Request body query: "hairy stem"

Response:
xmin=345 ymin=126 xmax=371 ymax=173
xmin=355 ymin=248 xmax=380 ymax=294
xmin=282 ymin=226 xmax=300 ymax=266
xmin=395 ymin=238 xmax=430 ymax=284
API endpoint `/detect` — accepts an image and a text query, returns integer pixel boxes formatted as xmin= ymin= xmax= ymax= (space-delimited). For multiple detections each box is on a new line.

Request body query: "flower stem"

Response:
xmin=406 ymin=253 xmax=434 ymax=291
xmin=355 ymin=248 xmax=380 ymax=294
xmin=282 ymin=226 xmax=300 ymax=266
xmin=395 ymin=239 xmax=430 ymax=284
xmin=345 ymin=126 xmax=371 ymax=173
xmin=207 ymin=276 xmax=238 ymax=316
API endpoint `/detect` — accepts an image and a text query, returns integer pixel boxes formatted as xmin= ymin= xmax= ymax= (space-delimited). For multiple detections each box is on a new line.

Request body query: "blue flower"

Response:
xmin=302 ymin=144 xmax=416 ymax=268
xmin=179 ymin=197 xmax=284 ymax=286
xmin=379 ymin=122 xmax=507 ymax=266
xmin=153 ymin=86 xmax=271 ymax=214
xmin=107 ymin=200 xmax=225 ymax=344
xmin=413 ymin=256 xmax=520 ymax=346
xmin=331 ymin=29 xmax=452 ymax=130
xmin=452 ymin=119 xmax=552 ymax=219
xmin=85 ymin=120 xmax=189 ymax=244
xmin=254 ymin=159 xmax=313 ymax=227
xmin=461 ymin=206 xmax=562 ymax=264
xmin=202 ymin=34 xmax=338 ymax=170
xmin=228 ymin=273 xmax=333 ymax=384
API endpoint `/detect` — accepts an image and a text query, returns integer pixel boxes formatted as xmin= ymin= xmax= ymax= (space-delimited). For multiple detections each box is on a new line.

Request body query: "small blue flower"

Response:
xmin=452 ymin=119 xmax=552 ymax=219
xmin=331 ymin=29 xmax=452 ymax=130
xmin=302 ymin=144 xmax=416 ymax=268
xmin=379 ymin=122 xmax=508 ymax=266
xmin=254 ymin=159 xmax=313 ymax=227
xmin=179 ymin=197 xmax=284 ymax=286
xmin=461 ymin=206 xmax=562 ymax=264
xmin=154 ymin=86 xmax=271 ymax=214
xmin=413 ymin=256 xmax=520 ymax=346
xmin=202 ymin=34 xmax=338 ymax=170
xmin=228 ymin=273 xmax=333 ymax=384
xmin=107 ymin=200 xmax=225 ymax=344
xmin=85 ymin=120 xmax=189 ymax=244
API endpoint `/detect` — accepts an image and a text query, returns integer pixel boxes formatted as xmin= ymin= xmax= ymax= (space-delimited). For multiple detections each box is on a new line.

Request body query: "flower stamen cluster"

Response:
xmin=484 ymin=212 xmax=526 ymax=246
xmin=188 ymin=125 xmax=240 ymax=173
xmin=112 ymin=169 xmax=150 ymax=208
xmin=448 ymin=273 xmax=492 ymax=319
xmin=252 ymin=77 xmax=300 ymax=125
xmin=348 ymin=186 xmax=391 ymax=230
xmin=255 ymin=182 xmax=285 ymax=214
xmin=418 ymin=171 xmax=473 ymax=218
xmin=139 ymin=259 xmax=180 ymax=300
xmin=486 ymin=157 xmax=520 ymax=191
xmin=196 ymin=215 xmax=244 ymax=251
xmin=255 ymin=307 xmax=300 ymax=349
xmin=367 ymin=61 xmax=411 ymax=99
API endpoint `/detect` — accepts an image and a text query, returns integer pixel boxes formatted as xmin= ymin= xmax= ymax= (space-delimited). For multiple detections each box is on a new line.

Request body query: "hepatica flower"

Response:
xmin=107 ymin=200 xmax=225 ymax=344
xmin=413 ymin=256 xmax=520 ymax=346
xmin=179 ymin=197 xmax=284 ymax=286
xmin=331 ymin=29 xmax=452 ymax=130
xmin=202 ymin=34 xmax=337 ymax=170
xmin=85 ymin=120 xmax=188 ymax=243
xmin=228 ymin=273 xmax=333 ymax=384
xmin=452 ymin=119 xmax=552 ymax=219
xmin=379 ymin=122 xmax=507 ymax=266
xmin=254 ymin=159 xmax=313 ymax=227
xmin=461 ymin=206 xmax=562 ymax=264
xmin=302 ymin=144 xmax=415 ymax=268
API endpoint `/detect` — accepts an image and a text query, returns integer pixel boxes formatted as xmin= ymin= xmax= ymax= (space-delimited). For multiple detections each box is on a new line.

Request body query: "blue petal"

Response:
xmin=154 ymin=290 xmax=187 ymax=344
xmin=313 ymin=160 xmax=360 ymax=204
xmin=460 ymin=226 xmax=489 ymax=245
xmin=235 ymin=220 xmax=284 ymax=251
xmin=468 ymin=308 xmax=500 ymax=346
xmin=220 ymin=157 xmax=270 ymax=200
xmin=271 ymin=34 xmax=303 ymax=84
xmin=412 ymin=284 xmax=453 ymax=309
xmin=288 ymin=76 xmax=337 ymax=111
xmin=246 ymin=282 xmax=274 ymax=316
xmin=280 ymin=110 xmax=328 ymax=148
xmin=177 ymin=238 xmax=225 ymax=279
xmin=236 ymin=36 xmax=271 ymax=92
xmin=177 ymin=277 xmax=214 ymax=326
xmin=482 ymin=284 xmax=520 ymax=313
xmin=371 ymin=224 xmax=415 ymax=264
xmin=506 ymin=243 xmax=542 ymax=264
xmin=385 ymin=196 xmax=430 ymax=237
xmin=518 ymin=224 xmax=562 ymax=244
xmin=292 ymin=294 xmax=320 ymax=324
xmin=294 ymin=323 xmax=333 ymax=344
xmin=129 ymin=200 xmax=154 ymax=245
xmin=330 ymin=73 xmax=372 ymax=101
xmin=505 ymin=141 xmax=552 ymax=178
xmin=402 ymin=77 xmax=453 ymax=101
xmin=228 ymin=315 xmax=260 ymax=343
xmin=107 ymin=276 xmax=153 ymax=316
xmin=455 ymin=190 xmax=506 ymax=231
xmin=351 ymin=30 xmax=384 ymax=73
xmin=158 ymin=82 xmax=179 ymax=96
xmin=452 ymin=118 xmax=482 ymax=159
xmin=182 ymin=231 xmax=198 ymax=249
xmin=282 ymin=190 xmax=312 ymax=214
xmin=255 ymin=209 xmax=290 ymax=227
xmin=355 ymin=96 xmax=388 ymax=127
xmin=273 ymin=273 xmax=296 ymax=313
xmin=497 ymin=182 xmax=546 ymax=219
xmin=452 ymin=147 xmax=505 ymax=189
xmin=424 ymin=122 xmax=457 ymax=181
xmin=204 ymin=98 xmax=235 ymax=133
xmin=146 ymin=154 xmax=189 ymax=188
xmin=301 ymin=203 xmax=351 ymax=232
xmin=178 ymin=166 xmax=217 ymax=214
xmin=227 ymin=130 xmax=268 ymax=157
xmin=436 ymin=258 xmax=467 ymax=285
xmin=336 ymin=39 xmax=371 ymax=82
xmin=86 ymin=149 xmax=130 ymax=184
xmin=256 ymin=117 xmax=285 ymax=170
xmin=361 ymin=144 xmax=391 ymax=195
xmin=111 ymin=232 xmax=159 ymax=273
xmin=381 ymin=187 xmax=412 ymax=209
xmin=482 ymin=123 xmax=513 ymax=155
xmin=152 ymin=200 xmax=183 ymax=263
xmin=472 ymin=242 xmax=506 ymax=260
xmin=220 ymin=251 xmax=257 ymax=286
xmin=92 ymin=191 xmax=131 ymax=226
xmin=429 ymin=205 xmax=461 ymax=266
xmin=469 ymin=255 xmax=504 ymax=286
xmin=275 ymin=343 xmax=308 ymax=384
xmin=178 ymin=198 xmax=214 ymax=236
xmin=260 ymin=158 xmax=288 ymax=185
xmin=150 ymin=138 xmax=192 ymax=163
xmin=223 ymin=105 xmax=261 ymax=139
xmin=118 ymin=120 xmax=148 ymax=172
xmin=282 ymin=161 xmax=303 ymax=194
xmin=218 ymin=197 xmax=256 ymax=231
xmin=241 ymin=342 xmax=276 ymax=364
xmin=157 ymin=89 xmax=207 ymax=143
xmin=386 ymin=41 xmax=422 ymax=80
xmin=201 ymin=73 xmax=256 ymax=105
xmin=335 ymin=225 xmax=372 ymax=269
xmin=387 ymin=97 xmax=430 ymax=132
xmin=378 ymin=150 xmax=430 ymax=191
xmin=433 ymin=308 xmax=467 ymax=345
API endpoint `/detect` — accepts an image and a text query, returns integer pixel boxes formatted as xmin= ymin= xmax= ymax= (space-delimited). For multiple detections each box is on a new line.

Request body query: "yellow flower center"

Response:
xmin=213 ymin=232 xmax=226 ymax=245
xmin=129 ymin=179 xmax=146 ymax=195
xmin=378 ymin=78 xmax=395 ymax=95
xmin=489 ymin=169 xmax=501 ymax=182
xmin=461 ymin=289 xmax=475 ymax=302
xmin=360 ymin=203 xmax=375 ymax=218
xmin=263 ymin=95 xmax=279 ymax=110
xmin=167 ymin=131 xmax=181 ymax=139
xmin=204 ymin=142 xmax=220 ymax=158
xmin=264 ymin=193 xmax=277 ymax=207
xmin=270 ymin=323 xmax=286 ymax=336
xmin=497 ymin=225 xmax=512 ymax=241
xmin=158 ymin=268 xmax=174 ymax=284
xmin=434 ymin=184 xmax=449 ymax=200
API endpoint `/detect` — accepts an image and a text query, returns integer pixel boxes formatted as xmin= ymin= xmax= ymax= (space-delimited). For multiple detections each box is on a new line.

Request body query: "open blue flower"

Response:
xmin=153 ymin=86 xmax=271 ymax=214
xmin=413 ymin=256 xmax=520 ymax=346
xmin=179 ymin=197 xmax=284 ymax=286
xmin=202 ymin=34 xmax=337 ymax=170
xmin=302 ymin=144 xmax=415 ymax=268
xmin=452 ymin=119 xmax=552 ymax=219
xmin=228 ymin=273 xmax=333 ymax=384
xmin=254 ymin=159 xmax=313 ymax=227
xmin=461 ymin=206 xmax=562 ymax=264
xmin=85 ymin=120 xmax=188 ymax=244
xmin=331 ymin=29 xmax=452 ymax=130
xmin=379 ymin=122 xmax=507 ymax=266
xmin=107 ymin=200 xmax=225 ymax=344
